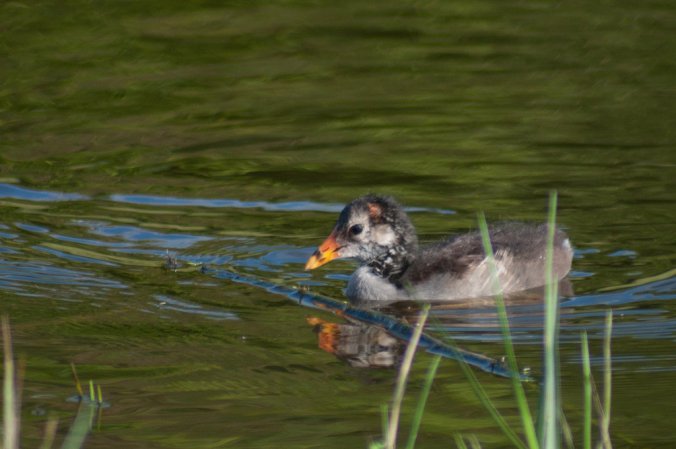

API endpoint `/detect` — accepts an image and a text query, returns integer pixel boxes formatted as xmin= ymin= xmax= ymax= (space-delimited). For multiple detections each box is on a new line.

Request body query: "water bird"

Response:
xmin=305 ymin=195 xmax=573 ymax=303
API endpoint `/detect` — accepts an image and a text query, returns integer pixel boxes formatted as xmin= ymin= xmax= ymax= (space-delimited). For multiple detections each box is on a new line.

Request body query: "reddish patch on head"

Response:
xmin=367 ymin=202 xmax=382 ymax=221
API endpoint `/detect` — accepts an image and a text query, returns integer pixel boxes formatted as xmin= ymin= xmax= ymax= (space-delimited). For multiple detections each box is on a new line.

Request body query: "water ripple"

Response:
xmin=0 ymin=258 xmax=127 ymax=294
xmin=0 ymin=183 xmax=456 ymax=215
xmin=110 ymin=193 xmax=456 ymax=215
xmin=75 ymin=220 xmax=212 ymax=249
xmin=153 ymin=295 xmax=239 ymax=321
xmin=0 ymin=183 xmax=89 ymax=202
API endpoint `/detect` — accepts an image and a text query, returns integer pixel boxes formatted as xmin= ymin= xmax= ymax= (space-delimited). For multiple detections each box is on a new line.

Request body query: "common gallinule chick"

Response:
xmin=305 ymin=195 xmax=573 ymax=303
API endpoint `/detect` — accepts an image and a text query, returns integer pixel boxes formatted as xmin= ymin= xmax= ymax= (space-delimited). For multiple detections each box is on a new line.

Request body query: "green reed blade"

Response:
xmin=455 ymin=348 xmax=528 ymax=449
xmin=601 ymin=311 xmax=613 ymax=449
xmin=386 ymin=304 xmax=430 ymax=449
xmin=467 ymin=434 xmax=482 ymax=449
xmin=581 ymin=332 xmax=592 ymax=449
xmin=2 ymin=316 xmax=20 ymax=449
xmin=70 ymin=363 xmax=83 ymax=398
xmin=60 ymin=402 xmax=95 ymax=449
xmin=39 ymin=416 xmax=59 ymax=449
xmin=454 ymin=434 xmax=469 ymax=449
xmin=541 ymin=191 xmax=561 ymax=449
xmin=477 ymin=214 xmax=538 ymax=449
xmin=374 ymin=403 xmax=388 ymax=449
xmin=405 ymin=355 xmax=442 ymax=449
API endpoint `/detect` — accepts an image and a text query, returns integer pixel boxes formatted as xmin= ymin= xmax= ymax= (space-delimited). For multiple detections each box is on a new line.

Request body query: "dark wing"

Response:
xmin=401 ymin=223 xmax=572 ymax=286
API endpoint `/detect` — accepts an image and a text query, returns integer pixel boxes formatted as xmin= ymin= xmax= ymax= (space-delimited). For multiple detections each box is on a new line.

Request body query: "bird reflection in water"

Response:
xmin=306 ymin=279 xmax=573 ymax=370
xmin=308 ymin=316 xmax=404 ymax=368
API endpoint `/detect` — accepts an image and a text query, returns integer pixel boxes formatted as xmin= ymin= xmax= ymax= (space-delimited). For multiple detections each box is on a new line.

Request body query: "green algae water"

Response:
xmin=1 ymin=1 xmax=675 ymax=448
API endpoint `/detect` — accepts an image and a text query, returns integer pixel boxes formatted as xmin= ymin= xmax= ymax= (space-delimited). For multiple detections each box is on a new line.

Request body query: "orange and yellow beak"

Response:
xmin=305 ymin=232 xmax=341 ymax=270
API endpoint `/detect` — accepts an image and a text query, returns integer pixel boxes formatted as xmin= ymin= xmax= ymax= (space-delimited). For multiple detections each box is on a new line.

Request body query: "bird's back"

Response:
xmin=399 ymin=223 xmax=573 ymax=300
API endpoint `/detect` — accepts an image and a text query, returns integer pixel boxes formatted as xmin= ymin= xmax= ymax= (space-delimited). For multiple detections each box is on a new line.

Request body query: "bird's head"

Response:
xmin=305 ymin=195 xmax=418 ymax=270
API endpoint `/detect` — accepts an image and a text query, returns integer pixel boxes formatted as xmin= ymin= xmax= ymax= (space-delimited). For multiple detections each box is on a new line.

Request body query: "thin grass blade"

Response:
xmin=39 ymin=416 xmax=59 ymax=449
xmin=454 ymin=434 xmax=469 ymax=449
xmin=559 ymin=409 xmax=574 ymax=449
xmin=386 ymin=305 xmax=430 ymax=449
xmin=60 ymin=402 xmax=95 ymax=449
xmin=405 ymin=355 xmax=442 ymax=449
xmin=581 ymin=332 xmax=592 ymax=449
xmin=378 ymin=403 xmax=389 ymax=449
xmin=2 ymin=316 xmax=20 ymax=449
xmin=601 ymin=312 xmax=613 ymax=449
xmin=541 ymin=191 xmax=561 ymax=449
xmin=467 ymin=434 xmax=483 ymax=449
xmin=477 ymin=214 xmax=538 ymax=449
xmin=70 ymin=363 xmax=83 ymax=398
xmin=455 ymin=351 xmax=528 ymax=449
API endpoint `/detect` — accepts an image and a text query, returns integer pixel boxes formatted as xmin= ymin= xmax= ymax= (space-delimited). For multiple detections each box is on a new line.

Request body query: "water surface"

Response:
xmin=1 ymin=1 xmax=675 ymax=448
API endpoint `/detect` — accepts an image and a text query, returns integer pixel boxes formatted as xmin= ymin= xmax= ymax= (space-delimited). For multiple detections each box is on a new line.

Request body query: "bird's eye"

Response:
xmin=349 ymin=224 xmax=363 ymax=236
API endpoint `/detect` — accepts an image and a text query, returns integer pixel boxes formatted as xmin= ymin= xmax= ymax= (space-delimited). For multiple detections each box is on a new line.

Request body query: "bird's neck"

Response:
xmin=367 ymin=245 xmax=415 ymax=284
